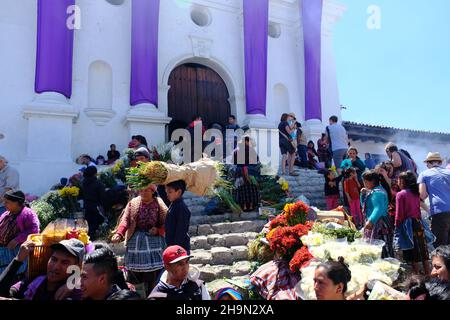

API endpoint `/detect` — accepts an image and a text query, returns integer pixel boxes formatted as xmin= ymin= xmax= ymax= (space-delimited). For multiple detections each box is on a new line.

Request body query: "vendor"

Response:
xmin=0 ymin=239 xmax=85 ymax=300
xmin=314 ymin=257 xmax=352 ymax=300
xmin=0 ymin=191 xmax=39 ymax=250
xmin=111 ymin=184 xmax=168 ymax=295
xmin=361 ymin=170 xmax=395 ymax=258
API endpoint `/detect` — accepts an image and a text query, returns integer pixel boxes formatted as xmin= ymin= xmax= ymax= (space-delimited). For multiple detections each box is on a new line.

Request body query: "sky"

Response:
xmin=333 ymin=0 xmax=450 ymax=133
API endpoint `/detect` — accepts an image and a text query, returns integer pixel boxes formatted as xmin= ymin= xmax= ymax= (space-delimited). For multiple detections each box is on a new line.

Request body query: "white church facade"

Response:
xmin=0 ymin=0 xmax=346 ymax=195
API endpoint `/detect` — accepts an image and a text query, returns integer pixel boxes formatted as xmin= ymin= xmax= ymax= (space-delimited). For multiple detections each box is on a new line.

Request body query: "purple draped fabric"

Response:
xmin=130 ymin=0 xmax=160 ymax=107
xmin=243 ymin=0 xmax=268 ymax=116
xmin=35 ymin=0 xmax=75 ymax=99
xmin=302 ymin=0 xmax=323 ymax=121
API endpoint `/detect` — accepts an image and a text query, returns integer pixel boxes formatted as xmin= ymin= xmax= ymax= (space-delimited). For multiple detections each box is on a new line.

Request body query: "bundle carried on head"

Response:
xmin=126 ymin=158 xmax=220 ymax=196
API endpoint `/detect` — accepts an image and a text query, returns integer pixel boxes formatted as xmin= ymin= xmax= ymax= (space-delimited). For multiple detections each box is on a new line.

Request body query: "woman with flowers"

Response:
xmin=361 ymin=170 xmax=395 ymax=258
xmin=111 ymin=184 xmax=168 ymax=295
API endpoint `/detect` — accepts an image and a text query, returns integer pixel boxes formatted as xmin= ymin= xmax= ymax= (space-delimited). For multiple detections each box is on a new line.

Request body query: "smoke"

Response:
xmin=388 ymin=132 xmax=450 ymax=172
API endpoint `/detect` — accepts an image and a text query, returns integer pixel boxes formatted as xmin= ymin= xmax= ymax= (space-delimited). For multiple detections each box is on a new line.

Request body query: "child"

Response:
xmin=148 ymin=245 xmax=210 ymax=300
xmin=395 ymin=171 xmax=431 ymax=275
xmin=164 ymin=180 xmax=191 ymax=253
xmin=324 ymin=170 xmax=343 ymax=210
xmin=343 ymin=168 xmax=363 ymax=227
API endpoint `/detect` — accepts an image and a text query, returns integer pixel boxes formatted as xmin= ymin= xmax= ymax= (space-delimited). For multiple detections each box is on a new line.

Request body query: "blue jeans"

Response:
xmin=0 ymin=206 xmax=6 ymax=215
xmin=297 ymin=145 xmax=308 ymax=168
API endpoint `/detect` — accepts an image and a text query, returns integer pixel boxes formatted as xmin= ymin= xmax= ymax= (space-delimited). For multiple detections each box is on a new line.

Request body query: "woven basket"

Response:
xmin=27 ymin=245 xmax=53 ymax=280
xmin=26 ymin=234 xmax=54 ymax=279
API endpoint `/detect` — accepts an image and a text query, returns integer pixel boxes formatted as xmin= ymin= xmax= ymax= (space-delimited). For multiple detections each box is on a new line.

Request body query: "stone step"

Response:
xmin=190 ymin=211 xmax=261 ymax=226
xmin=190 ymin=232 xmax=258 ymax=250
xmin=192 ymin=261 xmax=252 ymax=283
xmin=190 ymin=245 xmax=249 ymax=266
xmin=190 ymin=220 xmax=267 ymax=237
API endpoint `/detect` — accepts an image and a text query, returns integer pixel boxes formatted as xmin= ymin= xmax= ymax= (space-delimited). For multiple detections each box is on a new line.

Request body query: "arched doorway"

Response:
xmin=168 ymin=63 xmax=231 ymax=137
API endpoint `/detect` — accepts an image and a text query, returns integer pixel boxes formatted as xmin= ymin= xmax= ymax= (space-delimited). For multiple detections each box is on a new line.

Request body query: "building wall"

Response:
xmin=0 ymin=0 xmax=345 ymax=195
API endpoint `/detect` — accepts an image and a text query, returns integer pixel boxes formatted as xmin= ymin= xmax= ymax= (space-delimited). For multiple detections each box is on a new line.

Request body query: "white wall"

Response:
xmin=0 ymin=0 xmax=344 ymax=195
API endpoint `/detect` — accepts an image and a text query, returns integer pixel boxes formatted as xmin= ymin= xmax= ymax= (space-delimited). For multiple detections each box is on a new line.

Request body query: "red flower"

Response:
xmin=269 ymin=214 xmax=288 ymax=230
xmin=289 ymin=247 xmax=314 ymax=273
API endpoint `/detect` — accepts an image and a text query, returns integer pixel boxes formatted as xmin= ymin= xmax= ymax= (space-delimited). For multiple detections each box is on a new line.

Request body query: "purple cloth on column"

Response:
xmin=130 ymin=0 xmax=160 ymax=107
xmin=302 ymin=0 xmax=323 ymax=121
xmin=243 ymin=0 xmax=269 ymax=116
xmin=35 ymin=0 xmax=75 ymax=99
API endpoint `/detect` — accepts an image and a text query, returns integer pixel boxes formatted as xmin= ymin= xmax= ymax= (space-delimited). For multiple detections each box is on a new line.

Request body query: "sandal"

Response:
xmin=289 ymin=172 xmax=299 ymax=176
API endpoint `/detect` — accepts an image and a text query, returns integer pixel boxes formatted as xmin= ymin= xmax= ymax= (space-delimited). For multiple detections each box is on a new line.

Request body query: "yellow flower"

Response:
xmin=111 ymin=160 xmax=124 ymax=175
xmin=281 ymin=182 xmax=289 ymax=191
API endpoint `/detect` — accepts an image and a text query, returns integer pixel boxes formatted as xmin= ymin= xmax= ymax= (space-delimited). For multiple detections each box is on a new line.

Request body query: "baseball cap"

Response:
xmin=163 ymin=246 xmax=192 ymax=265
xmin=51 ymin=239 xmax=85 ymax=263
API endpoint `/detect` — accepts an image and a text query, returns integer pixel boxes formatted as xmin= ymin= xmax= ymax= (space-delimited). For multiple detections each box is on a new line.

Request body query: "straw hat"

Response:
xmin=424 ymin=152 xmax=443 ymax=163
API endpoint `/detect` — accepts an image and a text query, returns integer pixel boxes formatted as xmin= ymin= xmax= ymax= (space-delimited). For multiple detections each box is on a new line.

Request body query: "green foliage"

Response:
xmin=312 ymin=223 xmax=362 ymax=243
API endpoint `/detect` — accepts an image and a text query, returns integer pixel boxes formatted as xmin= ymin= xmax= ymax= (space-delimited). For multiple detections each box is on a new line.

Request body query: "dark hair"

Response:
xmin=134 ymin=135 xmax=148 ymax=147
xmin=229 ymin=115 xmax=236 ymax=120
xmin=110 ymin=144 xmax=116 ymax=148
xmin=347 ymin=147 xmax=358 ymax=155
xmin=280 ymin=113 xmax=289 ymax=122
xmin=308 ymin=140 xmax=315 ymax=148
xmin=426 ymin=278 xmax=450 ymax=301
xmin=329 ymin=116 xmax=338 ymax=123
xmin=431 ymin=245 xmax=450 ymax=271
xmin=191 ymin=115 xmax=201 ymax=122
xmin=317 ymin=257 xmax=352 ymax=294
xmin=385 ymin=144 xmax=398 ymax=153
xmin=362 ymin=170 xmax=393 ymax=202
xmin=398 ymin=171 xmax=419 ymax=196
xmin=405 ymin=275 xmax=430 ymax=300
xmin=166 ymin=180 xmax=187 ymax=194
xmin=83 ymin=166 xmax=98 ymax=178
xmin=84 ymin=248 xmax=119 ymax=285
xmin=4 ymin=190 xmax=26 ymax=206
xmin=344 ymin=167 xmax=356 ymax=179
xmin=109 ymin=290 xmax=142 ymax=300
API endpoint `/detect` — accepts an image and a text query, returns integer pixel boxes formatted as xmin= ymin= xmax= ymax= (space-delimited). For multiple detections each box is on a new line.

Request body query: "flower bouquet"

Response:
xmin=58 ymin=186 xmax=81 ymax=216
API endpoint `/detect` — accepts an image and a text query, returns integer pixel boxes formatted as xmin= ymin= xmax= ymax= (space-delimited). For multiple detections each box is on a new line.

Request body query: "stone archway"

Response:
xmin=167 ymin=63 xmax=231 ymax=137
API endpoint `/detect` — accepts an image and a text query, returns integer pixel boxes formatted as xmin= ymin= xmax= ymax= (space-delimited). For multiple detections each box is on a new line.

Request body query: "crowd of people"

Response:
xmin=1 ymin=114 xmax=450 ymax=301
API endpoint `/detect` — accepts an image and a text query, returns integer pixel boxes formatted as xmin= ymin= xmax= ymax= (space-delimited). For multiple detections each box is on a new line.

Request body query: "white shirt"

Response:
xmin=326 ymin=123 xmax=349 ymax=152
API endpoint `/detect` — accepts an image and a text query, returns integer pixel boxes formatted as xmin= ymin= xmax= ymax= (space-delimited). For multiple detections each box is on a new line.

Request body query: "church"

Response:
xmin=0 ymin=0 xmax=346 ymax=195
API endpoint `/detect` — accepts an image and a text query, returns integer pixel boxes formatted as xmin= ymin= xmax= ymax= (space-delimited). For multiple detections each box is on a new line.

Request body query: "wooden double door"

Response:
xmin=168 ymin=63 xmax=231 ymax=138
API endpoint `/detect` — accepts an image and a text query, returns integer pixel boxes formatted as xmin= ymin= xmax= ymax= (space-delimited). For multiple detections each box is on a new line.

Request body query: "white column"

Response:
xmin=21 ymin=92 xmax=80 ymax=195
xmin=305 ymin=0 xmax=346 ymax=143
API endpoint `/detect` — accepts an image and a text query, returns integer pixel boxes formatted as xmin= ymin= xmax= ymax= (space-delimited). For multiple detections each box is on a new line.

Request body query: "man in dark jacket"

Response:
xmin=80 ymin=166 xmax=106 ymax=239
xmin=80 ymin=247 xmax=134 ymax=300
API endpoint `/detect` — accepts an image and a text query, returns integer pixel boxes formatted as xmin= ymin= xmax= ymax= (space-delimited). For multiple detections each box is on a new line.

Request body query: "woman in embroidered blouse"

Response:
xmin=395 ymin=171 xmax=431 ymax=275
xmin=112 ymin=184 xmax=168 ymax=295
xmin=361 ymin=170 xmax=395 ymax=258
xmin=0 ymin=191 xmax=39 ymax=250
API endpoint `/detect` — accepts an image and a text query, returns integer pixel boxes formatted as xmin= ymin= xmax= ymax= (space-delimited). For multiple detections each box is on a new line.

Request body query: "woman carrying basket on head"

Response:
xmin=111 ymin=184 xmax=168 ymax=296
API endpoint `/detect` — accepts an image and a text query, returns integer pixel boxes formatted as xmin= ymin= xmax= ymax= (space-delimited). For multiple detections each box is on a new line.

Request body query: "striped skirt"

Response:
xmin=125 ymin=231 xmax=166 ymax=273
